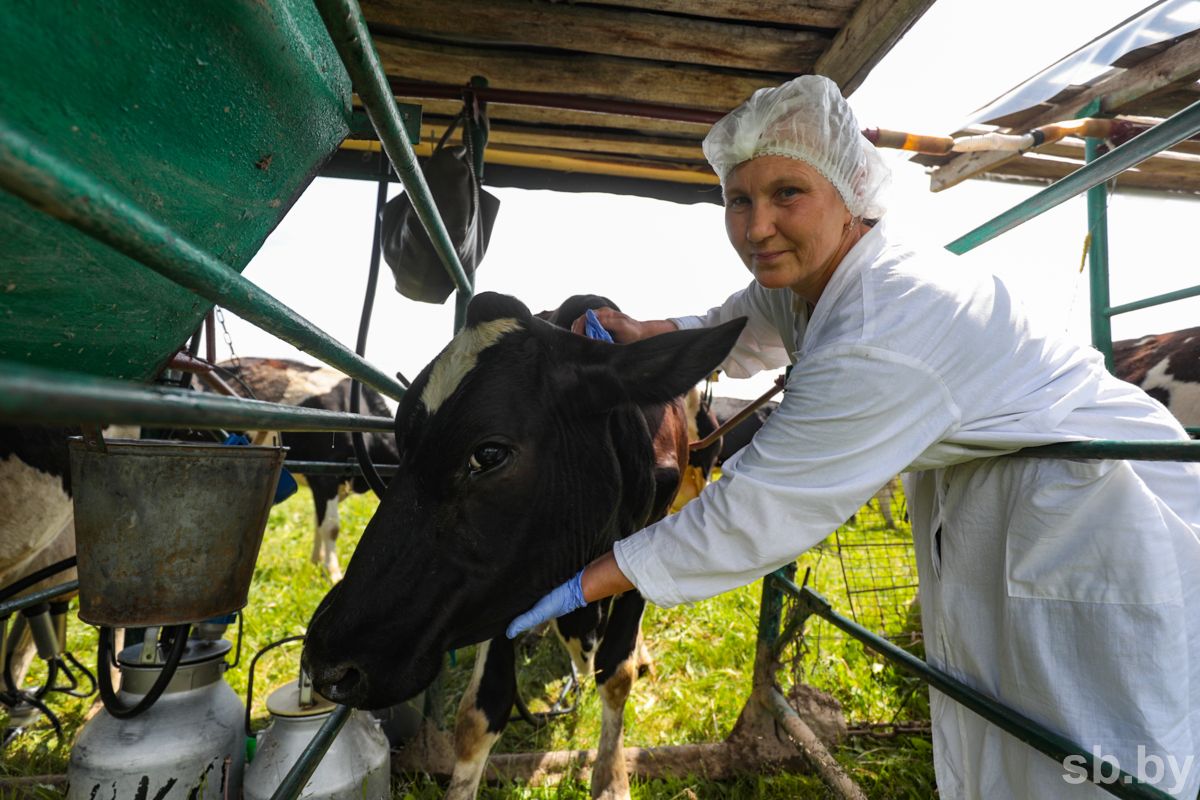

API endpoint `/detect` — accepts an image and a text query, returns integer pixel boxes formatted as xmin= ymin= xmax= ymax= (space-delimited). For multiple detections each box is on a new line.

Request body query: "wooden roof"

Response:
xmin=916 ymin=7 xmax=1200 ymax=195
xmin=331 ymin=0 xmax=935 ymax=202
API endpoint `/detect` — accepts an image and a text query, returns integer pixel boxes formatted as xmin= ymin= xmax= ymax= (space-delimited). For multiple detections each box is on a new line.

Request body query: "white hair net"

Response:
xmin=702 ymin=75 xmax=890 ymax=219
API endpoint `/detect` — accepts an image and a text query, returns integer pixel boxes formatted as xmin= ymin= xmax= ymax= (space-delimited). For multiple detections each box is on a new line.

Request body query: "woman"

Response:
xmin=509 ymin=75 xmax=1200 ymax=799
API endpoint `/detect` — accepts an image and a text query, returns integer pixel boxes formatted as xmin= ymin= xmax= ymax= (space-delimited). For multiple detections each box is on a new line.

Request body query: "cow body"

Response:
xmin=1113 ymin=326 xmax=1200 ymax=427
xmin=304 ymin=293 xmax=743 ymax=799
xmin=215 ymin=358 xmax=399 ymax=581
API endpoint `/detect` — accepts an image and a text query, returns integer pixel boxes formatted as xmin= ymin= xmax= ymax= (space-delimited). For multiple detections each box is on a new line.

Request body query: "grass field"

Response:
xmin=0 ymin=485 xmax=936 ymax=799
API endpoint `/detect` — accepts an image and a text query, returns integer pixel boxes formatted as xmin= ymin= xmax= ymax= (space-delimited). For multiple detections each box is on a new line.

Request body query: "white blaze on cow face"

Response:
xmin=420 ymin=318 xmax=524 ymax=414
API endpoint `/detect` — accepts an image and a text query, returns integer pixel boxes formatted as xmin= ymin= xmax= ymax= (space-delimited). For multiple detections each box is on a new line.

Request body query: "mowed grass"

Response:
xmin=1 ymin=485 xmax=935 ymax=799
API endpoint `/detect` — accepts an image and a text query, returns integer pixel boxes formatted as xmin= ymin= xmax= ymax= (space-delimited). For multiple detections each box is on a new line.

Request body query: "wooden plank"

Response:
xmin=362 ymin=0 xmax=829 ymax=73
xmin=421 ymin=120 xmax=707 ymax=163
xmin=930 ymin=32 xmax=1200 ymax=192
xmin=983 ymin=155 xmax=1200 ymax=194
xmin=536 ymin=0 xmax=855 ymax=29
xmin=814 ymin=0 xmax=935 ymax=94
xmin=375 ymin=35 xmax=790 ymax=114
xmin=389 ymin=97 xmax=714 ymax=139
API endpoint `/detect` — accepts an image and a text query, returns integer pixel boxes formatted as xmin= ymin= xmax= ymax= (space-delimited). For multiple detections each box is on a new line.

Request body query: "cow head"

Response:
xmin=303 ymin=292 xmax=745 ymax=708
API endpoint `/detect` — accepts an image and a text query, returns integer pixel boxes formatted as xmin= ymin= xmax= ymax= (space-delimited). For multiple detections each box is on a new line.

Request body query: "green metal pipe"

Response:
xmin=0 ymin=118 xmax=407 ymax=403
xmin=268 ymin=703 xmax=352 ymax=800
xmin=774 ymin=577 xmax=1174 ymax=800
xmin=1085 ymin=138 xmax=1114 ymax=371
xmin=0 ymin=360 xmax=393 ymax=433
xmin=0 ymin=580 xmax=79 ymax=619
xmin=946 ymin=98 xmax=1200 ymax=255
xmin=284 ymin=460 xmax=398 ymax=477
xmin=314 ymin=0 xmax=472 ymax=297
xmin=1013 ymin=440 xmax=1200 ymax=461
xmin=1107 ymin=283 xmax=1200 ymax=317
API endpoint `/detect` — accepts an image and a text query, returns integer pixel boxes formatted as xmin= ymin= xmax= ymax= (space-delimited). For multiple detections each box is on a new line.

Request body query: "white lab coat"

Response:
xmin=612 ymin=219 xmax=1200 ymax=799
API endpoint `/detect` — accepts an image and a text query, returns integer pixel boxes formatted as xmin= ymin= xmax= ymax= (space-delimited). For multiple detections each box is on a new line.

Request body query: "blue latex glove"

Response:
xmin=506 ymin=569 xmax=586 ymax=639
xmin=584 ymin=309 xmax=614 ymax=343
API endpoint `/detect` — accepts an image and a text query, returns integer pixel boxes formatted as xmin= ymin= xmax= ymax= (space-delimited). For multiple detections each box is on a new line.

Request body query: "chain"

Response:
xmin=846 ymin=721 xmax=932 ymax=739
xmin=215 ymin=307 xmax=240 ymax=369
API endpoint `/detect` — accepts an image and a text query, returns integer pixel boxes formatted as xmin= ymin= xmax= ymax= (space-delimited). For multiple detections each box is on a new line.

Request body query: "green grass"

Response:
xmin=1 ymin=486 xmax=936 ymax=798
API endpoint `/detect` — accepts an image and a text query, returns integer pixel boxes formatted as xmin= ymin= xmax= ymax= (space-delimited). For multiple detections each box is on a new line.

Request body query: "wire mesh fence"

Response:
xmin=779 ymin=476 xmax=930 ymax=731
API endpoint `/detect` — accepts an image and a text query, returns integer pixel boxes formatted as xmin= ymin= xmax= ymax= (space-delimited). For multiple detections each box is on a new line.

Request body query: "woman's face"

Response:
xmin=723 ymin=156 xmax=854 ymax=303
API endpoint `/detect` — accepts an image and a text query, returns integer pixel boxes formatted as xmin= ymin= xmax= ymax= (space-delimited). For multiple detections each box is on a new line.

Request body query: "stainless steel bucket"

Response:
xmin=68 ymin=439 xmax=285 ymax=626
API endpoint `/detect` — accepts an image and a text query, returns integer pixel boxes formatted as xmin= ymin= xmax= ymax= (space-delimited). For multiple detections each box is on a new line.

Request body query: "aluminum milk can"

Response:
xmin=68 ymin=639 xmax=245 ymax=799
xmin=243 ymin=683 xmax=390 ymax=800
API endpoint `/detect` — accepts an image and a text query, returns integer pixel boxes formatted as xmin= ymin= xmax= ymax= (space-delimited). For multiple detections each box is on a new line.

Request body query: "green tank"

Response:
xmin=0 ymin=0 xmax=352 ymax=381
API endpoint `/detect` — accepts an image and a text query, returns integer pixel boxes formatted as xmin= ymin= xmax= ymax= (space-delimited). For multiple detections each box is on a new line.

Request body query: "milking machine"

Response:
xmin=242 ymin=637 xmax=390 ymax=799
xmin=64 ymin=436 xmax=284 ymax=798
xmin=0 ymin=557 xmax=96 ymax=744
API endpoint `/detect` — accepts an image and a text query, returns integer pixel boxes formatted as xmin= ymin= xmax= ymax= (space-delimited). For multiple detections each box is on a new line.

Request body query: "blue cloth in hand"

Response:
xmin=506 ymin=569 xmax=586 ymax=638
xmin=584 ymin=309 xmax=614 ymax=343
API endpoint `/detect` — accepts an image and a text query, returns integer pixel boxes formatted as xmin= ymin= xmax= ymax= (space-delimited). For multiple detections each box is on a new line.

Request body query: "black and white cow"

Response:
xmin=1113 ymin=326 xmax=1200 ymax=428
xmin=214 ymin=358 xmax=400 ymax=582
xmin=304 ymin=293 xmax=744 ymax=800
xmin=0 ymin=426 xmax=87 ymax=711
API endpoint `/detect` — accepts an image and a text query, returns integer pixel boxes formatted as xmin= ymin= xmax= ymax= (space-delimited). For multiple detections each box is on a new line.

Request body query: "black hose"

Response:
xmin=0 ymin=557 xmax=77 ymax=605
xmin=244 ymin=634 xmax=305 ymax=737
xmin=62 ymin=650 xmax=97 ymax=699
xmin=350 ymin=160 xmax=393 ymax=499
xmin=96 ymin=624 xmax=189 ymax=719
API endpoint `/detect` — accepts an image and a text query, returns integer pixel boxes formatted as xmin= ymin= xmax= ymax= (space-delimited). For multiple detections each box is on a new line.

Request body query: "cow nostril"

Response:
xmin=320 ymin=663 xmax=364 ymax=702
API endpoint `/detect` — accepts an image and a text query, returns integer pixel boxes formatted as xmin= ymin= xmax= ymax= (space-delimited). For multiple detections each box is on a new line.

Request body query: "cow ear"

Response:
xmin=466 ymin=292 xmax=533 ymax=327
xmin=610 ymin=317 xmax=747 ymax=405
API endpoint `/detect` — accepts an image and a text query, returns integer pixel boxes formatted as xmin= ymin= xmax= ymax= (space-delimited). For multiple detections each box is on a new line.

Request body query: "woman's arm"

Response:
xmin=570 ymin=308 xmax=678 ymax=343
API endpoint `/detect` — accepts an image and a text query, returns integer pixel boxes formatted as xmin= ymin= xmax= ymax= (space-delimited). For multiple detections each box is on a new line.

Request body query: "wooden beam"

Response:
xmin=375 ymin=35 xmax=789 ymax=114
xmin=814 ymin=0 xmax=935 ymax=94
xmin=419 ymin=120 xmax=707 ymax=163
xmin=341 ymin=138 xmax=718 ymax=185
xmin=930 ymin=32 xmax=1200 ymax=192
xmin=564 ymin=0 xmax=855 ymax=30
xmin=971 ymin=154 xmax=1200 ymax=194
xmin=400 ymin=97 xmax=714 ymax=139
xmin=362 ymin=0 xmax=829 ymax=73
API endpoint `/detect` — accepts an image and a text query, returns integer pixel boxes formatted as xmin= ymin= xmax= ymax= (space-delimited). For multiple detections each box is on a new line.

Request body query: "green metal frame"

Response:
xmin=762 ymin=573 xmax=1174 ymax=800
xmin=945 ymin=98 xmax=1200 ymax=255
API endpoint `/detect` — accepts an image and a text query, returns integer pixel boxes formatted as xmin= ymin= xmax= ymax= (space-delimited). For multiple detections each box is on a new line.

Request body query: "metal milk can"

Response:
xmin=243 ymin=680 xmax=390 ymax=800
xmin=68 ymin=638 xmax=245 ymax=799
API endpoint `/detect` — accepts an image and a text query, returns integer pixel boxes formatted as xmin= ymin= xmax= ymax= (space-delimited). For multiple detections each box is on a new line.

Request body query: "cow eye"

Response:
xmin=468 ymin=443 xmax=510 ymax=475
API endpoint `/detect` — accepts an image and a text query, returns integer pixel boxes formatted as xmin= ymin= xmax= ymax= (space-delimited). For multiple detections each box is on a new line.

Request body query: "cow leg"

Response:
xmin=309 ymin=478 xmax=343 ymax=582
xmin=552 ymin=602 xmax=603 ymax=679
xmin=447 ymin=637 xmax=514 ymax=800
xmin=590 ymin=591 xmax=645 ymax=800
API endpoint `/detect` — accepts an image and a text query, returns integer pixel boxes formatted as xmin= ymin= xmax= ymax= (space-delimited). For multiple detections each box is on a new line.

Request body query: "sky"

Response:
xmin=223 ymin=0 xmax=1200 ymax=401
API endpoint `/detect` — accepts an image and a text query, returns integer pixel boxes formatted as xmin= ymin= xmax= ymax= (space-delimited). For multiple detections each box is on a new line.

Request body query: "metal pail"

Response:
xmin=68 ymin=439 xmax=286 ymax=626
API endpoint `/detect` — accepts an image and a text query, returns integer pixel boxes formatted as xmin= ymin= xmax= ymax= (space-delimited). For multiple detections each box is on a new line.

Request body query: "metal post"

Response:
xmin=775 ymin=578 xmax=1174 ymax=800
xmin=1012 ymin=440 xmax=1200 ymax=461
xmin=0 ymin=360 xmax=394 ymax=433
xmin=945 ymin=98 xmax=1200 ymax=254
xmin=0 ymin=120 xmax=407 ymax=403
xmin=267 ymin=704 xmax=352 ymax=800
xmin=1085 ymin=138 xmax=1114 ymax=371
xmin=453 ymin=76 xmax=489 ymax=333
xmin=0 ymin=581 xmax=79 ymax=619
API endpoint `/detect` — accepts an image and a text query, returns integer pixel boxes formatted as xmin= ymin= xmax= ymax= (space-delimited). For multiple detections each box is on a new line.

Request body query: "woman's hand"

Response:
xmin=570 ymin=307 xmax=678 ymax=343
xmin=506 ymin=551 xmax=636 ymax=638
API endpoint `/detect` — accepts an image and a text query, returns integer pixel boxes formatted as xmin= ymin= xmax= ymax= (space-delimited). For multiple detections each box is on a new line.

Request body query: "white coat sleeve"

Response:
xmin=670 ymin=283 xmax=792 ymax=378
xmin=614 ymin=344 xmax=961 ymax=607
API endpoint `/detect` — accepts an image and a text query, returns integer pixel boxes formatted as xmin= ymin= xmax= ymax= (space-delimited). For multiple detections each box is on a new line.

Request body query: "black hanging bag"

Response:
xmin=380 ymin=112 xmax=499 ymax=304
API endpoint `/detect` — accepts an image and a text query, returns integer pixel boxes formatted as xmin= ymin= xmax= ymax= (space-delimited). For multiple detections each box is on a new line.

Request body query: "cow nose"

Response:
xmin=313 ymin=662 xmax=366 ymax=705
